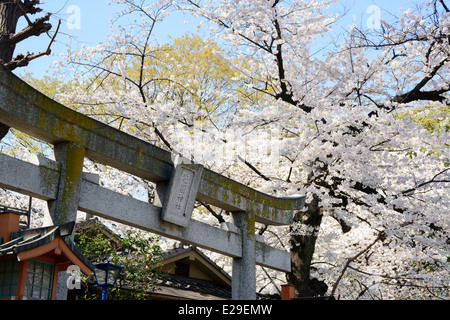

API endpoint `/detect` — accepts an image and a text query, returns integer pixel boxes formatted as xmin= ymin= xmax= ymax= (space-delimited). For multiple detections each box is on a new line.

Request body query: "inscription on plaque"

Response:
xmin=173 ymin=169 xmax=194 ymax=216
xmin=161 ymin=163 xmax=203 ymax=227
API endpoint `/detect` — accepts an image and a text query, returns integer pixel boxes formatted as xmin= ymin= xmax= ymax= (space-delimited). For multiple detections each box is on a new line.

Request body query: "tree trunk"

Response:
xmin=0 ymin=0 xmax=21 ymax=62
xmin=0 ymin=122 xmax=9 ymax=140
xmin=0 ymin=0 xmax=22 ymax=140
xmin=287 ymin=194 xmax=327 ymax=297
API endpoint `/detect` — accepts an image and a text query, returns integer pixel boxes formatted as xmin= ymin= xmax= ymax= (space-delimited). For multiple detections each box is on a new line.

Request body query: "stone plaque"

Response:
xmin=161 ymin=163 xmax=203 ymax=227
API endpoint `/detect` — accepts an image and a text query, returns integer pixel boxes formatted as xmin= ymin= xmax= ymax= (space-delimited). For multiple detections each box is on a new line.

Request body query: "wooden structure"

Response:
xmin=152 ymin=244 xmax=232 ymax=300
xmin=0 ymin=210 xmax=93 ymax=300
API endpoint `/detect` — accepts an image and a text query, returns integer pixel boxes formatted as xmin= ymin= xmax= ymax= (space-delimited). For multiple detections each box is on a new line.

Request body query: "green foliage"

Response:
xmin=397 ymin=105 xmax=450 ymax=166
xmin=75 ymin=222 xmax=164 ymax=300
xmin=399 ymin=105 xmax=450 ymax=134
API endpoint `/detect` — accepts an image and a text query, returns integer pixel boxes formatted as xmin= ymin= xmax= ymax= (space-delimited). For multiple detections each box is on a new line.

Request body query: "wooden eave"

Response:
xmin=17 ymin=236 xmax=92 ymax=275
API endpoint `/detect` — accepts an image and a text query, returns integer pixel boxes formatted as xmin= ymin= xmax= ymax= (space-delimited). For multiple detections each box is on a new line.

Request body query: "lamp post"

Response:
xmin=93 ymin=257 xmax=123 ymax=300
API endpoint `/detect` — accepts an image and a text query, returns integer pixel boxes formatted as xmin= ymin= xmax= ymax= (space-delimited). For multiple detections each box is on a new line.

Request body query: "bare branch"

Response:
xmin=19 ymin=0 xmax=43 ymax=15
xmin=5 ymin=18 xmax=59 ymax=71
xmin=237 ymin=155 xmax=271 ymax=181
xmin=9 ymin=12 xmax=51 ymax=45
xmin=439 ymin=0 xmax=450 ymax=12
xmin=14 ymin=0 xmax=33 ymax=25
xmin=198 ymin=201 xmax=225 ymax=223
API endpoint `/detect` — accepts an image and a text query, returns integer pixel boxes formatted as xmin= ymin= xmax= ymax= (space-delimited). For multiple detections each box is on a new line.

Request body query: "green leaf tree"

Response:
xmin=75 ymin=222 xmax=164 ymax=300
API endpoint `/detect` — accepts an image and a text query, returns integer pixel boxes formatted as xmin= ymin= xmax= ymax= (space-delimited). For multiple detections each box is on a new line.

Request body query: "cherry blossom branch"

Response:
xmin=393 ymin=58 xmax=450 ymax=104
xmin=260 ymin=266 xmax=281 ymax=295
xmin=184 ymin=0 xmax=314 ymax=113
xmin=330 ymin=231 xmax=386 ymax=296
xmin=438 ymin=0 xmax=449 ymax=12
xmin=196 ymin=201 xmax=225 ymax=223
xmin=401 ymin=168 xmax=450 ymax=196
xmin=237 ymin=155 xmax=271 ymax=181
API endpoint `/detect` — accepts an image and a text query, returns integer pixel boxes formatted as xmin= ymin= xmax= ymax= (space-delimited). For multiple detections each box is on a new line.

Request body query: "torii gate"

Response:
xmin=0 ymin=65 xmax=304 ymax=300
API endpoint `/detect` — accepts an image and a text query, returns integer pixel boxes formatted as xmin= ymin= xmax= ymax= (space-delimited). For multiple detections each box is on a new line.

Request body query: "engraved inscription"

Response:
xmin=161 ymin=163 xmax=203 ymax=227
xmin=173 ymin=169 xmax=194 ymax=216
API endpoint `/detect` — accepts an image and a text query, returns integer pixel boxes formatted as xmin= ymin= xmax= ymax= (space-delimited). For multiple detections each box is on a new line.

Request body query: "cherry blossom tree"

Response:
xmin=173 ymin=0 xmax=449 ymax=299
xmin=2 ymin=0 xmax=448 ymax=299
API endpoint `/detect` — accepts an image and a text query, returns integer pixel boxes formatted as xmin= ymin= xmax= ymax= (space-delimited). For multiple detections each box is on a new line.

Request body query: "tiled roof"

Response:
xmin=157 ymin=273 xmax=232 ymax=299
xmin=155 ymin=273 xmax=278 ymax=300
xmin=0 ymin=221 xmax=94 ymax=270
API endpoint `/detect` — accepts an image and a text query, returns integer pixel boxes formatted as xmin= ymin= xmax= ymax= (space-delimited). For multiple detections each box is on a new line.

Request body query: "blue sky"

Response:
xmin=14 ymin=0 xmax=420 ymax=79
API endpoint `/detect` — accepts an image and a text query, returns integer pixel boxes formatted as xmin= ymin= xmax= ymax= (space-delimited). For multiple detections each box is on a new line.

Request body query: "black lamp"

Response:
xmin=93 ymin=257 xmax=123 ymax=300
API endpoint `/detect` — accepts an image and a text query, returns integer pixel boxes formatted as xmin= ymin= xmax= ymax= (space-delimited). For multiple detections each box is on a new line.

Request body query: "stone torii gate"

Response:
xmin=0 ymin=65 xmax=305 ymax=300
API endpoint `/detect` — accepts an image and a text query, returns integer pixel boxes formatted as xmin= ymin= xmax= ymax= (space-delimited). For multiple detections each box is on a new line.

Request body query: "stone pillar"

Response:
xmin=232 ymin=212 xmax=256 ymax=300
xmin=43 ymin=142 xmax=85 ymax=301
xmin=44 ymin=142 xmax=85 ymax=227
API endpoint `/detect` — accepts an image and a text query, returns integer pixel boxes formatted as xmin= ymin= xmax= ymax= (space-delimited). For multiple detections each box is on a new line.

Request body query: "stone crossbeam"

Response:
xmin=0 ymin=153 xmax=290 ymax=272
